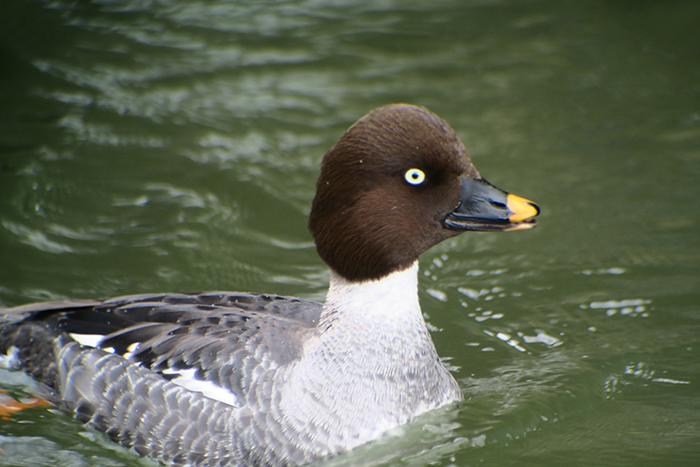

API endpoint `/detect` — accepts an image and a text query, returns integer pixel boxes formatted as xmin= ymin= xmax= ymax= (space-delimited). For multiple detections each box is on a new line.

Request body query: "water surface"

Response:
xmin=1 ymin=1 xmax=699 ymax=466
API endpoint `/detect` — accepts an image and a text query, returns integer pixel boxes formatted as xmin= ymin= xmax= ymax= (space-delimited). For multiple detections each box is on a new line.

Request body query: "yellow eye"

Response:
xmin=404 ymin=168 xmax=426 ymax=185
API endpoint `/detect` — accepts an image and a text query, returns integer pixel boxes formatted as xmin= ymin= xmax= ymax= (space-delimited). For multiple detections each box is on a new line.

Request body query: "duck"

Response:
xmin=0 ymin=104 xmax=539 ymax=467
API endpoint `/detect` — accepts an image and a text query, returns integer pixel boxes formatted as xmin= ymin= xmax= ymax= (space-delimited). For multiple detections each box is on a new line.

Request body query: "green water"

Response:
xmin=1 ymin=0 xmax=699 ymax=466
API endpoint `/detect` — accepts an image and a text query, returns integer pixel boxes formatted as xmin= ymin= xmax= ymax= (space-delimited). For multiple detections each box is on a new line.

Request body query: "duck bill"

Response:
xmin=443 ymin=177 xmax=540 ymax=232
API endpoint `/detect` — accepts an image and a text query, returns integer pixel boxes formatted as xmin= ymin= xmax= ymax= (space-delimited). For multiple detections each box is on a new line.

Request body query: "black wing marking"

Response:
xmin=1 ymin=291 xmax=322 ymax=404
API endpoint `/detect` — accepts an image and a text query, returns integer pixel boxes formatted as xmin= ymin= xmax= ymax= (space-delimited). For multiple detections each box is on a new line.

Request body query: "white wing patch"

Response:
xmin=122 ymin=342 xmax=141 ymax=360
xmin=70 ymin=334 xmax=144 ymax=361
xmin=164 ymin=368 xmax=238 ymax=407
xmin=69 ymin=333 xmax=104 ymax=348
xmin=70 ymin=334 xmax=237 ymax=406
xmin=0 ymin=346 xmax=20 ymax=369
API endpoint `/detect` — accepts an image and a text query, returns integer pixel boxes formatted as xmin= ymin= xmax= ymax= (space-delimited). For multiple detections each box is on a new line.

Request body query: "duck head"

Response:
xmin=309 ymin=104 xmax=539 ymax=282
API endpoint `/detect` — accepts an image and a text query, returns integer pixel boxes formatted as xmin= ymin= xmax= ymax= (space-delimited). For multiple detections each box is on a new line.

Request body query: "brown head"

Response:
xmin=309 ymin=104 xmax=538 ymax=282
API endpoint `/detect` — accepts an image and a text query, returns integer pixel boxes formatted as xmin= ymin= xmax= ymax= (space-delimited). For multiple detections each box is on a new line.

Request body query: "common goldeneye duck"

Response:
xmin=0 ymin=104 xmax=539 ymax=467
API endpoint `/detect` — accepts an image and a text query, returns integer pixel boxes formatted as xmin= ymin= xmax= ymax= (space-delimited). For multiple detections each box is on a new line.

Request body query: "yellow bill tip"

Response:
xmin=506 ymin=194 xmax=540 ymax=226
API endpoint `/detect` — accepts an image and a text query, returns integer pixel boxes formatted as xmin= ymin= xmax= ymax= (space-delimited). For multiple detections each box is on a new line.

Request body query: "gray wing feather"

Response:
xmin=57 ymin=341 xmax=238 ymax=466
xmin=0 ymin=292 xmax=325 ymax=466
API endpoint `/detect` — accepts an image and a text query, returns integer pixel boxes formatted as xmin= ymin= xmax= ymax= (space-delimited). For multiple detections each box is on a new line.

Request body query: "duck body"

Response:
xmin=0 ymin=104 xmax=539 ymax=466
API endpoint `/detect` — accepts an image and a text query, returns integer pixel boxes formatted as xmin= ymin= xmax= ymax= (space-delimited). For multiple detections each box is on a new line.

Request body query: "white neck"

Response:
xmin=322 ymin=261 xmax=424 ymax=332
xmin=280 ymin=260 xmax=461 ymax=447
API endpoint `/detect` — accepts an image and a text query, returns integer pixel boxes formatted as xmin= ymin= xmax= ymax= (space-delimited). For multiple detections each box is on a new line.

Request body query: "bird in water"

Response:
xmin=0 ymin=104 xmax=539 ymax=466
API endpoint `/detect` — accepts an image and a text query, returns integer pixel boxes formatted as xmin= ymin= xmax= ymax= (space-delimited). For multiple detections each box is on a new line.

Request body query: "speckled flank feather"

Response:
xmin=57 ymin=342 xmax=239 ymax=466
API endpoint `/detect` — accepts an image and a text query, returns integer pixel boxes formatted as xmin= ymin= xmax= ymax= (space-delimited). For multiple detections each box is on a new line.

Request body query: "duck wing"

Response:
xmin=1 ymin=291 xmax=322 ymax=406
xmin=0 ymin=292 xmax=323 ymax=465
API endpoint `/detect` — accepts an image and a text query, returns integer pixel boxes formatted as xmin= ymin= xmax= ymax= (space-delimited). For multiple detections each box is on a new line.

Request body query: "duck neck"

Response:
xmin=321 ymin=261 xmax=431 ymax=341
